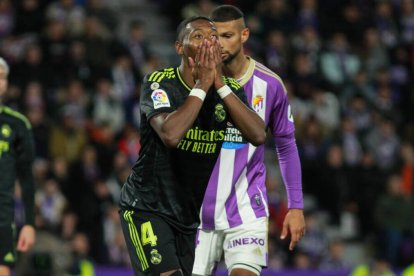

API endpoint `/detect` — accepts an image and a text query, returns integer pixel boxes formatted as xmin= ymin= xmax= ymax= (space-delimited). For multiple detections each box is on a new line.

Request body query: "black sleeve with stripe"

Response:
xmin=140 ymin=72 xmax=176 ymax=121
xmin=16 ymin=120 xmax=35 ymax=226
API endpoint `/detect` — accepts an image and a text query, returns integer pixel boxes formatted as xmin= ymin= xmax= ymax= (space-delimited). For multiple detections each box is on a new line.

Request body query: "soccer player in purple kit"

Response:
xmin=192 ymin=5 xmax=306 ymax=276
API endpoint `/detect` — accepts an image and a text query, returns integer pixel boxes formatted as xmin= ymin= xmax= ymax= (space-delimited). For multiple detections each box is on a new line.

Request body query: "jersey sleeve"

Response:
xmin=269 ymin=78 xmax=295 ymax=137
xmin=140 ymin=72 xmax=176 ymax=121
xmin=268 ymin=78 xmax=303 ymax=209
xmin=15 ymin=118 xmax=35 ymax=225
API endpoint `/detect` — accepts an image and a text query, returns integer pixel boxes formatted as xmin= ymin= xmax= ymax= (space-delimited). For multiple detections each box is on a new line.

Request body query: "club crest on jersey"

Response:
xmin=151 ymin=89 xmax=170 ymax=109
xmin=1 ymin=124 xmax=11 ymax=138
xmin=150 ymin=82 xmax=160 ymax=90
xmin=150 ymin=249 xmax=162 ymax=265
xmin=214 ymin=104 xmax=226 ymax=122
xmin=253 ymin=95 xmax=264 ymax=112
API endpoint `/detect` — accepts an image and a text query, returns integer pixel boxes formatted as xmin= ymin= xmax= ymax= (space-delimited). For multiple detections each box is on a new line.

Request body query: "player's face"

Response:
xmin=180 ymin=19 xmax=219 ymax=60
xmin=214 ymin=19 xmax=248 ymax=64
xmin=0 ymin=67 xmax=8 ymax=98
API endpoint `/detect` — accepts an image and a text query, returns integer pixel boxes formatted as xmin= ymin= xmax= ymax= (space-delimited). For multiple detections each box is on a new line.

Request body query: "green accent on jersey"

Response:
xmin=0 ymin=140 xmax=9 ymax=157
xmin=79 ymin=259 xmax=95 ymax=276
xmin=1 ymin=124 xmax=11 ymax=137
xmin=124 ymin=210 xmax=149 ymax=271
xmin=4 ymin=252 xmax=14 ymax=262
xmin=150 ymin=249 xmax=162 ymax=265
xmin=176 ymin=68 xmax=191 ymax=91
xmin=214 ymin=103 xmax=226 ymax=122
xmin=224 ymin=76 xmax=242 ymax=90
xmin=402 ymin=264 xmax=414 ymax=276
xmin=351 ymin=265 xmax=370 ymax=276
xmin=148 ymin=68 xmax=177 ymax=83
xmin=148 ymin=71 xmax=160 ymax=82
xmin=120 ymin=65 xmax=248 ymax=231
xmin=0 ymin=106 xmax=32 ymax=129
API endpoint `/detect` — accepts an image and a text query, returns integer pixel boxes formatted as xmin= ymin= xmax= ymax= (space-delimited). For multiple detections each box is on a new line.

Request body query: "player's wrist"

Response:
xmin=217 ymin=84 xmax=232 ymax=99
xmin=194 ymin=79 xmax=212 ymax=92
xmin=214 ymin=75 xmax=225 ymax=89
xmin=189 ymin=88 xmax=206 ymax=101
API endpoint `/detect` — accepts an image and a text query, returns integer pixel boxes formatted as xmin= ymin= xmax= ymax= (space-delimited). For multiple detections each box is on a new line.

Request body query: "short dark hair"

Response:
xmin=176 ymin=16 xmax=213 ymax=42
xmin=210 ymin=5 xmax=244 ymax=22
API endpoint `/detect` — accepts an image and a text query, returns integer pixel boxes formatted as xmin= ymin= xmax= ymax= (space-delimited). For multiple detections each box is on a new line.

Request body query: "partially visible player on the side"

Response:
xmin=0 ymin=57 xmax=36 ymax=276
xmin=193 ymin=5 xmax=306 ymax=276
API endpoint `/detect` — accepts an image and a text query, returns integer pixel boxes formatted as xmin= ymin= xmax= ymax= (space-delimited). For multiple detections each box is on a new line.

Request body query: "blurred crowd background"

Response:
xmin=1 ymin=0 xmax=414 ymax=274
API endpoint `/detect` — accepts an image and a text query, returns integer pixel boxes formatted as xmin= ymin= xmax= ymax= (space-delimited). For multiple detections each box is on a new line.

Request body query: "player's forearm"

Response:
xmin=159 ymin=96 xmax=204 ymax=147
xmin=18 ymin=162 xmax=35 ymax=225
xmin=223 ymin=94 xmax=266 ymax=146
xmin=274 ymin=133 xmax=303 ymax=209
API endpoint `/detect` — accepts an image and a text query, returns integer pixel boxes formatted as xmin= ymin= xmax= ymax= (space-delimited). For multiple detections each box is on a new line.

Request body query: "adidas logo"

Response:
xmin=3 ymin=252 xmax=14 ymax=262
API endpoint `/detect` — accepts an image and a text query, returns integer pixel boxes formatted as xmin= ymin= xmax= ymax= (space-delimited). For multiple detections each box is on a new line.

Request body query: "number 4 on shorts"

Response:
xmin=141 ymin=221 xmax=158 ymax=246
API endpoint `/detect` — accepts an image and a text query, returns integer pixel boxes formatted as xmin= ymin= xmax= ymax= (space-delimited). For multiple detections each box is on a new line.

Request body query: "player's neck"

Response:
xmin=223 ymin=54 xmax=249 ymax=81
xmin=178 ymin=63 xmax=196 ymax=88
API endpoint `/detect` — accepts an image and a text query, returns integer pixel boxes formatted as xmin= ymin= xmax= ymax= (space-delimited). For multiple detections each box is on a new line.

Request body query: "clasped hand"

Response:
xmin=189 ymin=37 xmax=224 ymax=91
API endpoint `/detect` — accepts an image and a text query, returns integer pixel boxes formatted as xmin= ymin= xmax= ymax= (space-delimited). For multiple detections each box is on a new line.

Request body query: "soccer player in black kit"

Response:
xmin=0 ymin=57 xmax=36 ymax=276
xmin=119 ymin=16 xmax=266 ymax=276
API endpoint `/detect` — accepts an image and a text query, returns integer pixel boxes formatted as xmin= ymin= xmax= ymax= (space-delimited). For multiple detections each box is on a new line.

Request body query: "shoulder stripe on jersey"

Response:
xmin=154 ymin=72 xmax=164 ymax=82
xmin=155 ymin=72 xmax=165 ymax=82
xmin=256 ymin=67 xmax=287 ymax=94
xmin=255 ymin=66 xmax=278 ymax=78
xmin=166 ymin=71 xmax=174 ymax=79
xmin=149 ymin=68 xmax=176 ymax=82
xmin=224 ymin=77 xmax=241 ymax=90
xmin=164 ymin=67 xmax=176 ymax=79
xmin=148 ymin=71 xmax=159 ymax=82
xmin=255 ymin=67 xmax=288 ymax=94
xmin=1 ymin=106 xmax=32 ymax=129
xmin=256 ymin=63 xmax=274 ymax=73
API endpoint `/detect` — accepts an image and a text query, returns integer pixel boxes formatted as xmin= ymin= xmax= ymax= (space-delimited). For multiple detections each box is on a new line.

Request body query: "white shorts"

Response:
xmin=192 ymin=217 xmax=268 ymax=275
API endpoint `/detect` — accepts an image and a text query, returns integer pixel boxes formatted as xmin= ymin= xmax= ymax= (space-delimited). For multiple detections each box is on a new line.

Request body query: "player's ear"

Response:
xmin=175 ymin=41 xmax=183 ymax=55
xmin=241 ymin=28 xmax=250 ymax=44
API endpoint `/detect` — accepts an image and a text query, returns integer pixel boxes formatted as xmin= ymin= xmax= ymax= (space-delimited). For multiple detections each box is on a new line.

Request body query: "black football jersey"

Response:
xmin=119 ymin=67 xmax=248 ymax=231
xmin=0 ymin=106 xmax=35 ymax=226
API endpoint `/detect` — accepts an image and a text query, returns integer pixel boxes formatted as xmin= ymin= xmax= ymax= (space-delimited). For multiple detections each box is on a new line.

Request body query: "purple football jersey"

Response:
xmin=200 ymin=58 xmax=300 ymax=230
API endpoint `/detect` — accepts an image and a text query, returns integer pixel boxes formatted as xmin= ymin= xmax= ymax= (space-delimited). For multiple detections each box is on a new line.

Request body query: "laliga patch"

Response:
xmin=151 ymin=89 xmax=170 ymax=109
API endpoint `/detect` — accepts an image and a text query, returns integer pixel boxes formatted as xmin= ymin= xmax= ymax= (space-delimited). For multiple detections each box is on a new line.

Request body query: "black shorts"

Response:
xmin=0 ymin=224 xmax=16 ymax=268
xmin=120 ymin=209 xmax=196 ymax=276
